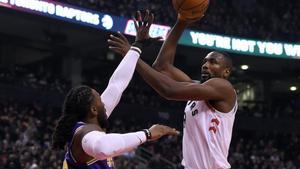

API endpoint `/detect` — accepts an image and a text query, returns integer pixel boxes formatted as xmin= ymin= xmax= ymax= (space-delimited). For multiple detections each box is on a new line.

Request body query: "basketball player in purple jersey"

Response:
xmin=51 ymin=11 xmax=179 ymax=169
xmin=109 ymin=10 xmax=237 ymax=169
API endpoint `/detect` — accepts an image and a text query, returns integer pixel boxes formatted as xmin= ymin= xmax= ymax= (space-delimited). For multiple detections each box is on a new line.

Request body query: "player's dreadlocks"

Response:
xmin=52 ymin=85 xmax=94 ymax=150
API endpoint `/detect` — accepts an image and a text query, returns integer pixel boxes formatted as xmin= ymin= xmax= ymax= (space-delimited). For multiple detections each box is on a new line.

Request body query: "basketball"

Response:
xmin=172 ymin=0 xmax=209 ymax=20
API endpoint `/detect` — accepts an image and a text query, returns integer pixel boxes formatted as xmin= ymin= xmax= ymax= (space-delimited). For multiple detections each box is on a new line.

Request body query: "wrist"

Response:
xmin=142 ymin=129 xmax=152 ymax=141
xmin=130 ymin=46 xmax=142 ymax=55
xmin=132 ymin=38 xmax=153 ymax=50
xmin=132 ymin=41 xmax=144 ymax=51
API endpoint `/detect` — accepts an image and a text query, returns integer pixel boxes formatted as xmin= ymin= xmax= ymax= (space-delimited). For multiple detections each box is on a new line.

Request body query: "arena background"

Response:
xmin=0 ymin=0 xmax=300 ymax=168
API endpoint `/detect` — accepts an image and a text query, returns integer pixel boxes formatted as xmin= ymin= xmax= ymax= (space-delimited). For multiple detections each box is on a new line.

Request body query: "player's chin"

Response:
xmin=201 ymin=75 xmax=210 ymax=82
xmin=98 ymin=113 xmax=109 ymax=129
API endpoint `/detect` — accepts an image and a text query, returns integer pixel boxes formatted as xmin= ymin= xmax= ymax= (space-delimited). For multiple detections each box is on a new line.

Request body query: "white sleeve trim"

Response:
xmin=100 ymin=48 xmax=140 ymax=118
xmin=82 ymin=131 xmax=146 ymax=160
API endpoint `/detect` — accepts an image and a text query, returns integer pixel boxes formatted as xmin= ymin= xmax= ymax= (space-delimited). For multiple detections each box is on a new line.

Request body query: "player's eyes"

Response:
xmin=210 ymin=59 xmax=218 ymax=64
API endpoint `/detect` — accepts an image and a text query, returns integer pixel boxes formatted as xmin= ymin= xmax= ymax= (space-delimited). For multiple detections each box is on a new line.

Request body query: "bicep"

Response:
xmin=81 ymin=131 xmax=145 ymax=160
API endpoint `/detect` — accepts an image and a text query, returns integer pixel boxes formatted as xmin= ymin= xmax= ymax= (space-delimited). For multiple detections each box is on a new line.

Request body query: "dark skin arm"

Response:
xmin=108 ymin=11 xmax=236 ymax=113
xmin=152 ymin=19 xmax=193 ymax=82
xmin=109 ymin=12 xmax=192 ymax=82
xmin=108 ymin=32 xmax=235 ymax=111
xmin=136 ymin=59 xmax=236 ymax=112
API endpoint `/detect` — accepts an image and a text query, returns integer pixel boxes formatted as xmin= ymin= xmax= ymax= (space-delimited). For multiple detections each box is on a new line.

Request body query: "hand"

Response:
xmin=108 ymin=32 xmax=131 ymax=57
xmin=148 ymin=124 xmax=180 ymax=141
xmin=133 ymin=10 xmax=162 ymax=45
xmin=108 ymin=10 xmax=162 ymax=56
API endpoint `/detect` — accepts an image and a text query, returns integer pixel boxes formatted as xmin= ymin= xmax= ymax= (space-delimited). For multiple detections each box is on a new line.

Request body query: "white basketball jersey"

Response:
xmin=182 ymin=100 xmax=238 ymax=169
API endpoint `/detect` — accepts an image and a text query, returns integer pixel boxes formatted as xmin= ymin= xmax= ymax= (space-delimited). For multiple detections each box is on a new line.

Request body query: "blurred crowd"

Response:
xmin=0 ymin=66 xmax=69 ymax=93
xmin=229 ymin=132 xmax=300 ymax=169
xmin=238 ymin=97 xmax=300 ymax=119
xmin=1 ymin=99 xmax=300 ymax=169
xmin=58 ymin=0 xmax=299 ymax=42
xmin=0 ymin=100 xmax=63 ymax=169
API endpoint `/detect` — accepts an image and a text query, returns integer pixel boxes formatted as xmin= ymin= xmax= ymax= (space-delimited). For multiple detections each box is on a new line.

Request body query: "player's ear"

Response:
xmin=223 ymin=68 xmax=231 ymax=78
xmin=90 ymin=106 xmax=97 ymax=116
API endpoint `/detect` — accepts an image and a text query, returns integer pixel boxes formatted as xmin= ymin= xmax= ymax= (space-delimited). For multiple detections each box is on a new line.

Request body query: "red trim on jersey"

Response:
xmin=209 ymin=127 xmax=217 ymax=133
xmin=211 ymin=118 xmax=220 ymax=125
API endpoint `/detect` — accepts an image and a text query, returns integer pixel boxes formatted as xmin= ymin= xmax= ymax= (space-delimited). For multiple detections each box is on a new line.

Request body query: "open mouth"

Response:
xmin=201 ymin=72 xmax=210 ymax=79
xmin=201 ymin=72 xmax=209 ymax=76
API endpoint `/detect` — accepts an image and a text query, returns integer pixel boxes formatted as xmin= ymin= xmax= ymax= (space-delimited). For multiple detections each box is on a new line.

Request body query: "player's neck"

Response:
xmin=84 ymin=117 xmax=97 ymax=124
xmin=83 ymin=118 xmax=106 ymax=132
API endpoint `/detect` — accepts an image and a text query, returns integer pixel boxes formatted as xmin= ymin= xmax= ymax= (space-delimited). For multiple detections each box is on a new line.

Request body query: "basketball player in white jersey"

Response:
xmin=108 ymin=10 xmax=237 ymax=169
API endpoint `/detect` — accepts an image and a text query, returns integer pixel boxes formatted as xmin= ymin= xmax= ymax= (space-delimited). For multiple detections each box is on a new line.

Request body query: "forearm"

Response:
xmin=82 ymin=131 xmax=146 ymax=160
xmin=153 ymin=20 xmax=187 ymax=67
xmin=152 ymin=20 xmax=192 ymax=82
xmin=136 ymin=59 xmax=178 ymax=99
xmin=101 ymin=47 xmax=141 ymax=117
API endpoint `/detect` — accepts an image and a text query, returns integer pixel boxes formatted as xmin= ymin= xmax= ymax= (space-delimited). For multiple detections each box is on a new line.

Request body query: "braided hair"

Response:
xmin=52 ymin=85 xmax=94 ymax=150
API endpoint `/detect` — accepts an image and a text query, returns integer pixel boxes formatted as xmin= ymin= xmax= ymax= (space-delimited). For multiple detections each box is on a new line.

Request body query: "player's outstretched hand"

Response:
xmin=108 ymin=32 xmax=131 ymax=57
xmin=108 ymin=10 xmax=162 ymax=56
xmin=148 ymin=124 xmax=180 ymax=141
xmin=134 ymin=10 xmax=162 ymax=45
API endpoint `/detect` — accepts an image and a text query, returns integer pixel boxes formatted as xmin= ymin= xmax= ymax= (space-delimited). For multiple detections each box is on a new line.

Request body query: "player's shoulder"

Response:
xmin=204 ymin=78 xmax=235 ymax=96
xmin=204 ymin=78 xmax=233 ymax=88
xmin=76 ymin=124 xmax=103 ymax=138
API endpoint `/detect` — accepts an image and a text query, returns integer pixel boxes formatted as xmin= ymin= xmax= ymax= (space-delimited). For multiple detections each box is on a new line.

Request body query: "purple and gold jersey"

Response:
xmin=63 ymin=122 xmax=114 ymax=169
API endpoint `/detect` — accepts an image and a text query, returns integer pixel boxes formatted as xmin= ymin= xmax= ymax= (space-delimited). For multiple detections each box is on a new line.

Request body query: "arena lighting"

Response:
xmin=290 ymin=86 xmax=297 ymax=91
xmin=240 ymin=65 xmax=249 ymax=70
xmin=183 ymin=31 xmax=300 ymax=59
xmin=101 ymin=14 xmax=113 ymax=30
xmin=3 ymin=0 xmax=100 ymax=25
xmin=0 ymin=0 xmax=122 ymax=30
xmin=1 ymin=0 xmax=300 ymax=59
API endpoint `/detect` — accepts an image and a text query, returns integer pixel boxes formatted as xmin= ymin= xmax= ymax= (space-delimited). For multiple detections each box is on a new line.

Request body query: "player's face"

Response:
xmin=201 ymin=52 xmax=228 ymax=82
xmin=91 ymin=89 xmax=108 ymax=129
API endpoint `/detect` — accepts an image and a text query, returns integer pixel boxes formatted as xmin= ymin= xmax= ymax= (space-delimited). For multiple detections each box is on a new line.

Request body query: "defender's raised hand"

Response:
xmin=133 ymin=10 xmax=162 ymax=46
xmin=133 ymin=10 xmax=153 ymax=42
xmin=108 ymin=32 xmax=131 ymax=57
xmin=108 ymin=10 xmax=161 ymax=56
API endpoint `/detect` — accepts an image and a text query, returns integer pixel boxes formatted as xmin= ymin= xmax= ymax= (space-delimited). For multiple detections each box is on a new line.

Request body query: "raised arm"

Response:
xmin=100 ymin=47 xmax=141 ymax=118
xmin=107 ymin=12 xmax=234 ymax=102
xmin=152 ymin=19 xmax=193 ymax=82
xmin=102 ymin=10 xmax=159 ymax=117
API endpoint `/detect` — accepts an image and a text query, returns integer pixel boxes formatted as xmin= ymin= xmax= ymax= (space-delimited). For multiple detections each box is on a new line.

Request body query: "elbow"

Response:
xmin=164 ymin=92 xmax=178 ymax=101
xmin=82 ymin=132 xmax=125 ymax=160
xmin=93 ymin=141 xmax=117 ymax=160
xmin=152 ymin=62 xmax=166 ymax=72
xmin=97 ymin=148 xmax=113 ymax=159
xmin=84 ymin=138 xmax=122 ymax=160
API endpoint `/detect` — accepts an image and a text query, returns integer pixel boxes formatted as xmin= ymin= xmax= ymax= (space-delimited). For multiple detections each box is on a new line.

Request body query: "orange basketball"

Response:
xmin=172 ymin=0 xmax=209 ymax=20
